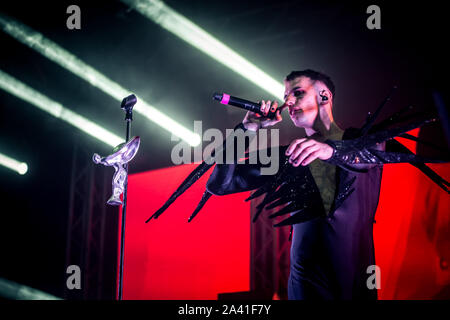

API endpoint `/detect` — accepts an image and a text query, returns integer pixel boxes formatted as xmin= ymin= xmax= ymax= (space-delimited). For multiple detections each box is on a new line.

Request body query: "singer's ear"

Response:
xmin=318 ymin=90 xmax=331 ymax=105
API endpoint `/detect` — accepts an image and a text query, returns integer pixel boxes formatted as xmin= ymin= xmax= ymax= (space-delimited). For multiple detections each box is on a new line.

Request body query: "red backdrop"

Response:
xmin=119 ymin=163 xmax=251 ymax=300
xmin=120 ymin=130 xmax=450 ymax=299
xmin=374 ymin=130 xmax=450 ymax=299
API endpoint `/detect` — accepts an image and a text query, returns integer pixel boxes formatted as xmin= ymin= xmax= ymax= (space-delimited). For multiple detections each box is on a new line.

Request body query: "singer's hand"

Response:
xmin=242 ymin=100 xmax=283 ymax=131
xmin=285 ymin=138 xmax=334 ymax=167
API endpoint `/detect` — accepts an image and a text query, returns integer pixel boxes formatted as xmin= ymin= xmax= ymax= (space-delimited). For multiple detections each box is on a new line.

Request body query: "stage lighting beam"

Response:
xmin=0 ymin=152 xmax=28 ymax=175
xmin=0 ymin=13 xmax=200 ymax=146
xmin=121 ymin=0 xmax=285 ymax=100
xmin=0 ymin=69 xmax=123 ymax=147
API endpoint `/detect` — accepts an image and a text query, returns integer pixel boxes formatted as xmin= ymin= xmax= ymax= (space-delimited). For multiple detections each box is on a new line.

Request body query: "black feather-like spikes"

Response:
xmin=248 ymin=157 xmax=326 ymax=226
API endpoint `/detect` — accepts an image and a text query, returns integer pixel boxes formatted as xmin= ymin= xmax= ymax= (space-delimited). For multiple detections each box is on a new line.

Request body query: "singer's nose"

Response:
xmin=284 ymin=98 xmax=294 ymax=107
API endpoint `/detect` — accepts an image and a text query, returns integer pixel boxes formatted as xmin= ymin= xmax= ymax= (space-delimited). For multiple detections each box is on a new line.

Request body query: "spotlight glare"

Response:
xmin=0 ymin=69 xmax=124 ymax=147
xmin=121 ymin=0 xmax=285 ymax=100
xmin=18 ymin=162 xmax=28 ymax=175
xmin=0 ymin=13 xmax=200 ymax=146
xmin=0 ymin=152 xmax=29 ymax=175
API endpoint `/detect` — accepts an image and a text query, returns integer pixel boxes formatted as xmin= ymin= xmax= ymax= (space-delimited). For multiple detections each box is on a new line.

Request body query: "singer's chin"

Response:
xmin=289 ymin=109 xmax=303 ymax=117
xmin=289 ymin=111 xmax=304 ymax=122
xmin=290 ymin=114 xmax=312 ymax=128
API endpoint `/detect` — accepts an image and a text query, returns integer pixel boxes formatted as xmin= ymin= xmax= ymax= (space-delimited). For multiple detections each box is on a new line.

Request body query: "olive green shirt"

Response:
xmin=308 ymin=122 xmax=344 ymax=215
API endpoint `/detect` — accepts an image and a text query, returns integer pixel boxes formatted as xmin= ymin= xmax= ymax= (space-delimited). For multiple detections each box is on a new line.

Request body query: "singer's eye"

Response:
xmin=293 ymin=90 xmax=305 ymax=98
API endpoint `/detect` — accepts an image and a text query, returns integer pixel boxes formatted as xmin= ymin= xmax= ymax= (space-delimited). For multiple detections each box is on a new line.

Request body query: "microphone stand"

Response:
xmin=117 ymin=94 xmax=137 ymax=300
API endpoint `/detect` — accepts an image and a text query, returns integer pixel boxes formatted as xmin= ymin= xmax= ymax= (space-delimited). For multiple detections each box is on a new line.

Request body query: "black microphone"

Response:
xmin=121 ymin=94 xmax=137 ymax=121
xmin=212 ymin=92 xmax=278 ymax=119
xmin=121 ymin=94 xmax=137 ymax=111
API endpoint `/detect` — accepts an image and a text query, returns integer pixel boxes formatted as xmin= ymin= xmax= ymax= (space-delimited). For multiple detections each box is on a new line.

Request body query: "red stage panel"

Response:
xmin=374 ymin=130 xmax=450 ymax=299
xmin=119 ymin=163 xmax=251 ymax=300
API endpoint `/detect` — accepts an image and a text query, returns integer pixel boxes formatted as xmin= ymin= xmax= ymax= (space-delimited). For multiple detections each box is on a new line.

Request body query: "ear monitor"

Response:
xmin=319 ymin=94 xmax=328 ymax=105
xmin=319 ymin=90 xmax=329 ymax=104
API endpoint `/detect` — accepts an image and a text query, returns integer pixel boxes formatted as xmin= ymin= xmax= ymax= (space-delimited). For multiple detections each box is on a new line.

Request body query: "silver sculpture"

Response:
xmin=92 ymin=136 xmax=140 ymax=205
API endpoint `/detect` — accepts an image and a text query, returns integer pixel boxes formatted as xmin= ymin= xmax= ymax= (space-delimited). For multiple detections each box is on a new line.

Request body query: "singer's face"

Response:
xmin=284 ymin=76 xmax=319 ymax=129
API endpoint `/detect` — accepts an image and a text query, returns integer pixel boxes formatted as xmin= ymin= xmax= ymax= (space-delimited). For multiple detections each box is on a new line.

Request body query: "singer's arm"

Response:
xmin=207 ymin=101 xmax=283 ymax=195
xmin=206 ymin=123 xmax=274 ymax=195
xmin=206 ymin=157 xmax=277 ymax=195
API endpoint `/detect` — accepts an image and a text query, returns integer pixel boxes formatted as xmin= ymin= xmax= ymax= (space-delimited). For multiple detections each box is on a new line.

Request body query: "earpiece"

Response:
xmin=319 ymin=90 xmax=329 ymax=104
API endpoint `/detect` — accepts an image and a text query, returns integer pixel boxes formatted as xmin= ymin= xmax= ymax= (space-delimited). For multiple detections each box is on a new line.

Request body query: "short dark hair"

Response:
xmin=285 ymin=69 xmax=335 ymax=98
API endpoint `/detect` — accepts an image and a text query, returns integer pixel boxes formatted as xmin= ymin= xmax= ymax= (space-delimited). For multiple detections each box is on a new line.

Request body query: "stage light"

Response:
xmin=0 ymin=13 xmax=201 ymax=147
xmin=0 ymin=277 xmax=62 ymax=299
xmin=0 ymin=69 xmax=123 ymax=147
xmin=0 ymin=152 xmax=28 ymax=175
xmin=120 ymin=0 xmax=285 ymax=100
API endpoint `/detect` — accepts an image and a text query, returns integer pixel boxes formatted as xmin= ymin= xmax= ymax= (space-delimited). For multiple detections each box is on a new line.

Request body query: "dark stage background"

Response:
xmin=0 ymin=0 xmax=448 ymax=299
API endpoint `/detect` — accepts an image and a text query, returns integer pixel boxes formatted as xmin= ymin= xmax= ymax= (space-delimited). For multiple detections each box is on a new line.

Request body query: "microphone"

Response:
xmin=121 ymin=94 xmax=137 ymax=110
xmin=121 ymin=94 xmax=137 ymax=121
xmin=212 ymin=92 xmax=279 ymax=119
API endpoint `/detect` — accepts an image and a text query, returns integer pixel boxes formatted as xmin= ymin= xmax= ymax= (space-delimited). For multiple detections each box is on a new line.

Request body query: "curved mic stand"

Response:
xmin=92 ymin=94 xmax=139 ymax=300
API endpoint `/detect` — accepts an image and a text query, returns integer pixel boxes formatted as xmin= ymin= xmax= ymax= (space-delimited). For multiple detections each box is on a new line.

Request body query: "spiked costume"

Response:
xmin=147 ymin=105 xmax=449 ymax=299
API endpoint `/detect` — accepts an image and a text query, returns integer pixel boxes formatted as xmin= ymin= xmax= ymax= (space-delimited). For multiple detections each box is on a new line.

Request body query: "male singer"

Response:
xmin=153 ymin=69 xmax=446 ymax=299
xmin=206 ymin=69 xmax=384 ymax=299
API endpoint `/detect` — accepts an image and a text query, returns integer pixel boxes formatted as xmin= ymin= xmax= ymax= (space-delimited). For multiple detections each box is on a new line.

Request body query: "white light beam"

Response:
xmin=0 ymin=152 xmax=28 ymax=175
xmin=0 ymin=69 xmax=123 ymax=147
xmin=121 ymin=0 xmax=285 ymax=100
xmin=0 ymin=13 xmax=201 ymax=146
